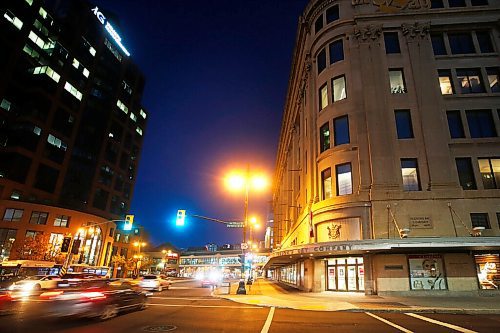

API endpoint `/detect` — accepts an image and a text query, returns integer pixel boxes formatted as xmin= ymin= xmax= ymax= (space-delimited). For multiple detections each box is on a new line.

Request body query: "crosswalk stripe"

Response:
xmin=365 ymin=312 xmax=414 ymax=333
xmin=260 ymin=307 xmax=275 ymax=333
xmin=149 ymin=297 xmax=222 ymax=301
xmin=405 ymin=313 xmax=478 ymax=333
xmin=148 ymin=303 xmax=261 ymax=309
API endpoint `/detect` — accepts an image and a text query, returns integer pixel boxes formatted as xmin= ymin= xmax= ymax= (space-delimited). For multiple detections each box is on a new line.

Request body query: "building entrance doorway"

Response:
xmin=326 ymin=257 xmax=364 ymax=291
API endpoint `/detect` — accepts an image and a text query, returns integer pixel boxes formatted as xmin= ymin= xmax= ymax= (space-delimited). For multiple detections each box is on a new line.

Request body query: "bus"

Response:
xmin=0 ymin=260 xmax=59 ymax=288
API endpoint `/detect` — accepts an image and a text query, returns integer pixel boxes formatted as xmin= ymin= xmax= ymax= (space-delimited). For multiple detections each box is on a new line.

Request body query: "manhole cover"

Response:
xmin=142 ymin=325 xmax=177 ymax=332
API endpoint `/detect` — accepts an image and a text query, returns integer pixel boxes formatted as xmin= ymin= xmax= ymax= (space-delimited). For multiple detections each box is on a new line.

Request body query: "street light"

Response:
xmin=224 ymin=165 xmax=268 ymax=279
xmin=248 ymin=216 xmax=261 ymax=244
xmin=133 ymin=241 xmax=146 ymax=276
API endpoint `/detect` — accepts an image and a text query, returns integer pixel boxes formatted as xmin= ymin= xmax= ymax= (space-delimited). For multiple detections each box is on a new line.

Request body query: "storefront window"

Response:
xmin=408 ymin=255 xmax=447 ymax=290
xmin=326 ymin=257 xmax=364 ymax=292
xmin=474 ymin=254 xmax=499 ymax=290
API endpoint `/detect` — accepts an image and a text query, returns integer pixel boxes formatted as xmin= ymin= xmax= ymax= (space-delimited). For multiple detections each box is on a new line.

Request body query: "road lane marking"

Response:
xmin=149 ymin=303 xmax=261 ymax=309
xmin=260 ymin=307 xmax=275 ymax=333
xmin=149 ymin=297 xmax=222 ymax=301
xmin=405 ymin=313 xmax=478 ymax=333
xmin=365 ymin=312 xmax=413 ymax=333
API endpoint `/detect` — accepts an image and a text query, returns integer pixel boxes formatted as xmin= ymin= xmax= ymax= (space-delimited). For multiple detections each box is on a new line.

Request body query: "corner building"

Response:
xmin=0 ymin=0 xmax=147 ymax=267
xmin=267 ymin=0 xmax=500 ymax=295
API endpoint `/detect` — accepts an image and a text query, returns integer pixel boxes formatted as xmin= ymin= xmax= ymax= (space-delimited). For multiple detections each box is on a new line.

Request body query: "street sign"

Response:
xmin=241 ymin=243 xmax=249 ymax=250
xmin=226 ymin=222 xmax=244 ymax=228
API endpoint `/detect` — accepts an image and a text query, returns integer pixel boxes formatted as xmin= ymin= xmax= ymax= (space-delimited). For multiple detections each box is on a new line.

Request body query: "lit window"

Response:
xmin=83 ymin=68 xmax=90 ymax=78
xmin=117 ymin=100 xmax=128 ymax=114
xmin=23 ymin=44 xmax=40 ymax=59
xmin=321 ymin=168 xmax=332 ymax=200
xmin=401 ymin=159 xmax=421 ymax=191
xmin=319 ymin=83 xmax=328 ymax=110
xmin=39 ymin=7 xmax=48 ymax=19
xmin=130 ymin=113 xmax=137 ymax=122
xmin=332 ymin=75 xmax=346 ymax=102
xmin=47 ymin=134 xmax=67 ymax=150
xmin=28 ymin=31 xmax=55 ymax=50
xmin=140 ymin=109 xmax=147 ymax=119
xmin=136 ymin=127 xmax=143 ymax=136
xmin=25 ymin=0 xmax=33 ymax=5
xmin=30 ymin=211 xmax=48 ymax=225
xmin=438 ymin=70 xmax=454 ymax=95
xmin=89 ymin=46 xmax=96 ymax=56
xmin=456 ymin=157 xmax=477 ymax=190
xmin=122 ymin=81 xmax=133 ymax=94
xmin=33 ymin=126 xmax=41 ymax=136
xmin=389 ymin=69 xmax=407 ymax=94
xmin=457 ymin=68 xmax=486 ymax=94
xmin=320 ymin=122 xmax=330 ymax=153
xmin=64 ymin=82 xmax=83 ymax=100
xmin=2 ymin=208 xmax=24 ymax=221
xmin=72 ymin=58 xmax=79 ymax=69
xmin=478 ymin=158 xmax=500 ymax=189
xmin=486 ymin=67 xmax=499 ymax=93
xmin=10 ymin=192 xmax=20 ymax=200
xmin=4 ymin=10 xmax=23 ymax=30
xmin=336 ymin=163 xmax=352 ymax=196
xmin=32 ymin=66 xmax=60 ymax=83
xmin=1 ymin=99 xmax=11 ymax=111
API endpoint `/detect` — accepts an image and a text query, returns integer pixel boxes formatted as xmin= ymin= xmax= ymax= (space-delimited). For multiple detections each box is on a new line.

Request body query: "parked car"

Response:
xmin=41 ymin=279 xmax=147 ymax=320
xmin=139 ymin=275 xmax=171 ymax=291
xmin=8 ymin=275 xmax=59 ymax=295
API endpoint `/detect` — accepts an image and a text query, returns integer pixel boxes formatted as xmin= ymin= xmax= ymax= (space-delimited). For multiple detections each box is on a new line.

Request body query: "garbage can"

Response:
xmin=236 ymin=279 xmax=246 ymax=295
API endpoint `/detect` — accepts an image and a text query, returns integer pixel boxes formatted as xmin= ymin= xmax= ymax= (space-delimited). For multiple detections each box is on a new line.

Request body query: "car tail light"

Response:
xmin=79 ymin=291 xmax=106 ymax=301
xmin=0 ymin=293 xmax=12 ymax=301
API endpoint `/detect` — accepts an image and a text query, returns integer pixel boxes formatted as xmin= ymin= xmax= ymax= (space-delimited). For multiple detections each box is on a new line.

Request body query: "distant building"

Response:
xmin=0 ymin=0 xmax=147 ymax=269
xmin=267 ymin=0 xmax=500 ymax=295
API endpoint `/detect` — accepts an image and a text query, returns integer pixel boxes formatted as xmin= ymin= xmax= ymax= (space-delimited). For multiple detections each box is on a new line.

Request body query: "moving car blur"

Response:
xmin=138 ymin=275 xmax=171 ymax=291
xmin=8 ymin=275 xmax=59 ymax=297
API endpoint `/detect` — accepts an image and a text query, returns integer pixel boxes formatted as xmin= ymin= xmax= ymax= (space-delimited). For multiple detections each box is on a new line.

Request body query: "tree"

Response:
xmin=15 ymin=233 xmax=51 ymax=260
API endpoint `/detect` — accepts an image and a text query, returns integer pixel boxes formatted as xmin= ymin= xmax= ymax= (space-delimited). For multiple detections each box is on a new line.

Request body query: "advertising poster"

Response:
xmin=408 ymin=255 xmax=447 ymax=290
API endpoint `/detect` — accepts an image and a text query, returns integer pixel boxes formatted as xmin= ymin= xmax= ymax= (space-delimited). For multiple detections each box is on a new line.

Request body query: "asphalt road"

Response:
xmin=1 ymin=279 xmax=500 ymax=333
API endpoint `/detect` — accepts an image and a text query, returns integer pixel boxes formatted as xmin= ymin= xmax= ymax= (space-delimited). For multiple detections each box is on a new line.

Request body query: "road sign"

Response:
xmin=226 ymin=222 xmax=244 ymax=228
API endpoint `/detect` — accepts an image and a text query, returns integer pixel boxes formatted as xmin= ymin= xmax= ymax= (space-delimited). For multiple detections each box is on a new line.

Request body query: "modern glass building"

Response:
xmin=0 ymin=0 xmax=147 ymax=267
xmin=266 ymin=0 xmax=500 ymax=295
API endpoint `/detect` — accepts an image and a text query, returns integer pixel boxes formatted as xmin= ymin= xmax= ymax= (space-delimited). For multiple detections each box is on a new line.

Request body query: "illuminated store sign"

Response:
xmin=91 ymin=6 xmax=130 ymax=56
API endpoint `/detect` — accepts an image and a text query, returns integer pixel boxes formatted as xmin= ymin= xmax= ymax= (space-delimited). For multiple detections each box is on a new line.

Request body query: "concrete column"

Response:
xmin=363 ymin=253 xmax=376 ymax=295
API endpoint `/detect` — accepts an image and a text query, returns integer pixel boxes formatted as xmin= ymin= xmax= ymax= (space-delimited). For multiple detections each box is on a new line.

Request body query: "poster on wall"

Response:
xmin=474 ymin=254 xmax=500 ymax=290
xmin=408 ymin=255 xmax=447 ymax=290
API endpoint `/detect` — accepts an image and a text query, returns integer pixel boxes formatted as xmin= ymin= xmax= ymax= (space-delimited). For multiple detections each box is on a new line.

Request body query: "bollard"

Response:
xmin=236 ymin=279 xmax=246 ymax=295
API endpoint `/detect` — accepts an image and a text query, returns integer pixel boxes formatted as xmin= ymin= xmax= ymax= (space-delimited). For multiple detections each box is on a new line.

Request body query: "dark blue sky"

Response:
xmin=95 ymin=0 xmax=308 ymax=248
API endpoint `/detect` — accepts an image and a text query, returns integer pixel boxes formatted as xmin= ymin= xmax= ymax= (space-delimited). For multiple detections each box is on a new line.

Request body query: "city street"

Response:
xmin=1 ymin=279 xmax=500 ymax=333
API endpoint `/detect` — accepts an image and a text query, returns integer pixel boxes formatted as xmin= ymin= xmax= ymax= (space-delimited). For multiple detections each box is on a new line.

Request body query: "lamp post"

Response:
xmin=133 ymin=241 xmax=146 ymax=276
xmin=225 ymin=165 xmax=268 ymax=279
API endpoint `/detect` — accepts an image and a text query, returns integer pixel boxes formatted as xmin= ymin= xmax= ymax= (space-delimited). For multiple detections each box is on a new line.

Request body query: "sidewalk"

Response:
xmin=214 ymin=278 xmax=500 ymax=314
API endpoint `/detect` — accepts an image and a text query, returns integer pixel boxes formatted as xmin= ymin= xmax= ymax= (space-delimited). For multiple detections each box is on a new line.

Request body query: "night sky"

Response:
xmin=94 ymin=0 xmax=308 ymax=248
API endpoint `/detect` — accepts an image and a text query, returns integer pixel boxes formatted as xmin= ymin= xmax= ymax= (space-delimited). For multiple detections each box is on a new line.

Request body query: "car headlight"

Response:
xmin=21 ymin=283 xmax=35 ymax=291
xmin=8 ymin=284 xmax=15 ymax=291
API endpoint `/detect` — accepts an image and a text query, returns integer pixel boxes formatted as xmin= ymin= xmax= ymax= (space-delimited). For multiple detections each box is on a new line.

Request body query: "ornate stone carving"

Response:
xmin=327 ymin=223 xmax=341 ymax=240
xmin=401 ymin=22 xmax=430 ymax=40
xmin=296 ymin=54 xmax=311 ymax=106
xmin=353 ymin=24 xmax=383 ymax=42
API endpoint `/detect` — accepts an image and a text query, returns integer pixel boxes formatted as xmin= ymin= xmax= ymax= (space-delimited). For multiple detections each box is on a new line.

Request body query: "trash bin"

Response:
xmin=236 ymin=279 xmax=246 ymax=295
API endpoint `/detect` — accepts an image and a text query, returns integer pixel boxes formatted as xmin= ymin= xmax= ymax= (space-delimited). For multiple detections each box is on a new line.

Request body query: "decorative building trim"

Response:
xmin=401 ymin=21 xmax=430 ymax=40
xmin=353 ymin=24 xmax=383 ymax=42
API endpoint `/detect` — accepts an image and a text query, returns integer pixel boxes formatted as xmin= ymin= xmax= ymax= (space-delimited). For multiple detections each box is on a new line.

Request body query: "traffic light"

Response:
xmin=176 ymin=210 xmax=186 ymax=226
xmin=61 ymin=237 xmax=71 ymax=253
xmin=124 ymin=214 xmax=134 ymax=231
xmin=71 ymin=239 xmax=81 ymax=254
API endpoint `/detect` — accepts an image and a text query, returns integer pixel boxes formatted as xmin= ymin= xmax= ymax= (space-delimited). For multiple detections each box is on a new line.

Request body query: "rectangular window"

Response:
xmin=470 ymin=213 xmax=490 ymax=229
xmin=325 ymin=5 xmax=339 ymax=24
xmin=486 ymin=68 xmax=499 ymax=93
xmin=0 ymin=99 xmax=11 ymax=111
xmin=29 ymin=211 xmax=48 ymax=225
xmin=115 ymin=233 xmax=121 ymax=242
xmin=431 ymin=33 xmax=446 ymax=55
xmin=456 ymin=157 xmax=477 ymax=190
xmin=4 ymin=10 xmax=23 ymax=30
xmin=2 ymin=208 xmax=24 ymax=222
xmin=336 ymin=163 xmax=352 ymax=196
xmin=389 ymin=69 xmax=407 ymax=94
xmin=63 ymin=82 xmax=83 ymax=101
xmin=401 ymin=159 xmax=421 ymax=191
xmin=384 ymin=32 xmax=401 ymax=54
xmin=54 ymin=215 xmax=70 ymax=227
xmin=448 ymin=0 xmax=466 ymax=7
xmin=438 ymin=70 xmax=454 ymax=95
xmin=329 ymin=39 xmax=344 ymax=64
xmin=395 ymin=110 xmax=414 ymax=139
xmin=466 ymin=110 xmax=497 ymax=138
xmin=332 ymin=75 xmax=346 ymax=102
xmin=333 ymin=115 xmax=349 ymax=146
xmin=319 ymin=83 xmax=328 ymax=110
xmin=314 ymin=15 xmax=323 ymax=34
xmin=448 ymin=33 xmax=475 ymax=54
xmin=321 ymin=168 xmax=332 ymax=200
xmin=478 ymin=158 xmax=500 ymax=189
xmin=457 ymin=68 xmax=485 ymax=94
xmin=471 ymin=0 xmax=488 ymax=5
xmin=446 ymin=111 xmax=465 ymax=138
xmin=320 ymin=122 xmax=330 ymax=153
xmin=476 ymin=31 xmax=494 ymax=53
xmin=317 ymin=49 xmax=326 ymax=74
xmin=430 ymin=0 xmax=444 ymax=8
xmin=497 ymin=213 xmax=500 ymax=229
xmin=25 ymin=230 xmax=42 ymax=238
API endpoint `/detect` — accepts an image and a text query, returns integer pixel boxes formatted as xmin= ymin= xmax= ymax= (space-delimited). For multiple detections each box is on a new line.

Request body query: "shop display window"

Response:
xmin=408 ymin=255 xmax=447 ymax=290
xmin=475 ymin=254 xmax=499 ymax=289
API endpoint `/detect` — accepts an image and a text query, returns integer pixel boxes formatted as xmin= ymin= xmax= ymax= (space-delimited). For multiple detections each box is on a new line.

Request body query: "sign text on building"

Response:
xmin=91 ymin=7 xmax=130 ymax=56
